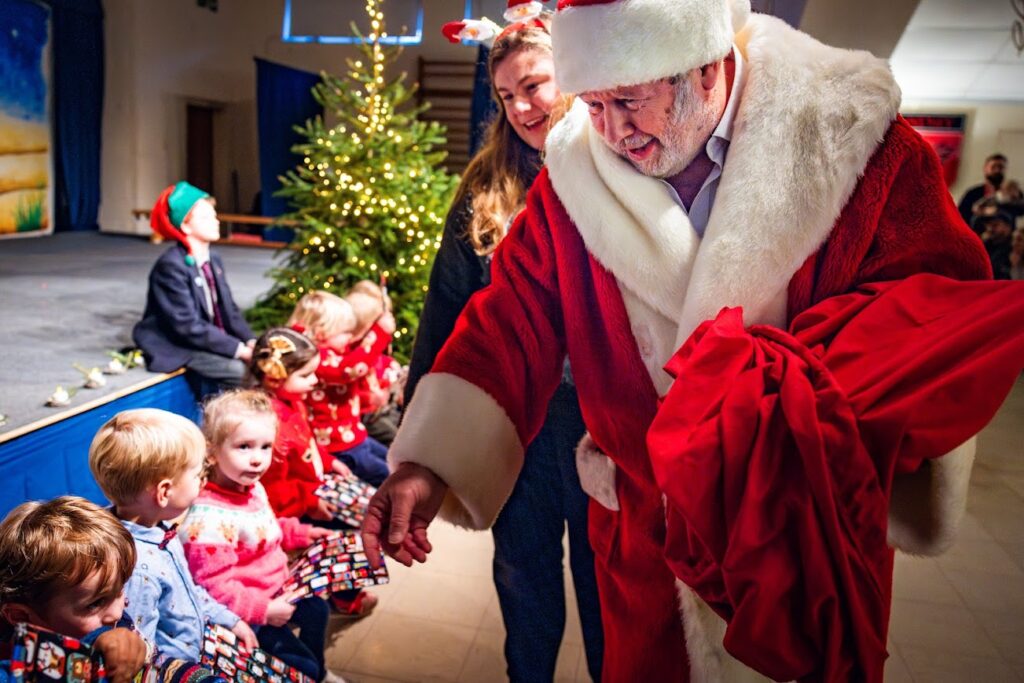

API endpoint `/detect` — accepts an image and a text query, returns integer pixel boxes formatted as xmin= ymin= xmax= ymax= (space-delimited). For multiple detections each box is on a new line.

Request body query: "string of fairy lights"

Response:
xmin=285 ymin=0 xmax=448 ymax=341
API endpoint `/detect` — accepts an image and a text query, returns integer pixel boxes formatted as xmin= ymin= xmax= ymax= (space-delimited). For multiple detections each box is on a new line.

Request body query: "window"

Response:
xmin=282 ymin=0 xmax=424 ymax=45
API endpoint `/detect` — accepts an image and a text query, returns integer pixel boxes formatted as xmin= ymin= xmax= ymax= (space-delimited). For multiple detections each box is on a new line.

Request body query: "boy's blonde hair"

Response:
xmin=288 ymin=291 xmax=357 ymax=341
xmin=89 ymin=408 xmax=205 ymax=507
xmin=0 ymin=496 xmax=136 ymax=607
xmin=202 ymin=389 xmax=278 ymax=450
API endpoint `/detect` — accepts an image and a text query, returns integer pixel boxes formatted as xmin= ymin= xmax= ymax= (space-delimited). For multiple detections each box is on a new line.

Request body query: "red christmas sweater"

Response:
xmin=306 ymin=323 xmax=391 ymax=452
xmin=357 ymin=353 xmax=402 ymax=416
xmin=262 ymin=390 xmax=334 ymax=518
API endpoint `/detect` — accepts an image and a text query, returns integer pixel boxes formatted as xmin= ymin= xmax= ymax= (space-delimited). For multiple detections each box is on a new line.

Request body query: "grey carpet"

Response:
xmin=0 ymin=232 xmax=279 ymax=436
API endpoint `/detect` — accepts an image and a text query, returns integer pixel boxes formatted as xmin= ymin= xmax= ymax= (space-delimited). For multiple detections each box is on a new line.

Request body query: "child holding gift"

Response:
xmin=0 ymin=497 xmax=149 ymax=683
xmin=247 ymin=329 xmax=378 ymax=619
xmin=180 ymin=389 xmax=340 ymax=683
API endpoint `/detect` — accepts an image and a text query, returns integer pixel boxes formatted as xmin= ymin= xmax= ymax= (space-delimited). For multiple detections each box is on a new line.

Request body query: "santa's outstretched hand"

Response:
xmin=362 ymin=462 xmax=448 ymax=567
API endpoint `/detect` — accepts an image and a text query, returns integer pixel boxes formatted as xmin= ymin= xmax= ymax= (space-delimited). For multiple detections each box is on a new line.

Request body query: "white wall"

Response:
xmin=901 ymin=100 xmax=1024 ymax=201
xmin=100 ymin=0 xmax=468 ymax=234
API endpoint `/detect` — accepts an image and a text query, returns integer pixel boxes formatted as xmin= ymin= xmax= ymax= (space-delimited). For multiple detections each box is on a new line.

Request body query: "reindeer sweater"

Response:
xmin=181 ymin=481 xmax=313 ymax=625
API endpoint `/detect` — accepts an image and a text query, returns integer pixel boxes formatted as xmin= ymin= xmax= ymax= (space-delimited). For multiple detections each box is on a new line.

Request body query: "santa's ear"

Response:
xmin=699 ymin=60 xmax=721 ymax=92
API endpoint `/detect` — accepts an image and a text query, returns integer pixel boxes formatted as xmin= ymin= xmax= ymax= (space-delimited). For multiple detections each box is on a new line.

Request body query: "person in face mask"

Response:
xmin=958 ymin=152 xmax=1008 ymax=229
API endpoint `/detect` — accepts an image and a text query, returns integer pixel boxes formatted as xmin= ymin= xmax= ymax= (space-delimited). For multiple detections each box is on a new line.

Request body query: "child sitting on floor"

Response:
xmin=180 ymin=389 xmax=338 ymax=683
xmin=287 ymin=292 xmax=390 ymax=486
xmin=0 ymin=497 xmax=148 ymax=683
xmin=133 ymin=181 xmax=256 ymax=388
xmin=248 ymin=328 xmax=377 ymax=619
xmin=88 ymin=409 xmax=258 ymax=663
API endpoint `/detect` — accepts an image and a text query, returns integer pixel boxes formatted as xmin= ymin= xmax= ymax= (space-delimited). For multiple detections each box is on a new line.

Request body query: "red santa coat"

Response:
xmin=388 ymin=14 xmax=1019 ymax=682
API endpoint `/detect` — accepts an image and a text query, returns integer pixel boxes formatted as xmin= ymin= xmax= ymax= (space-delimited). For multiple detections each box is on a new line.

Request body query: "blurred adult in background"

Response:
xmin=959 ymin=153 xmax=1008 ymax=228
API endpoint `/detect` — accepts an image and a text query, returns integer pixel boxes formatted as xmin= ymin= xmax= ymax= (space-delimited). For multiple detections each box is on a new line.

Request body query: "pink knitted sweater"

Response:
xmin=180 ymin=481 xmax=312 ymax=625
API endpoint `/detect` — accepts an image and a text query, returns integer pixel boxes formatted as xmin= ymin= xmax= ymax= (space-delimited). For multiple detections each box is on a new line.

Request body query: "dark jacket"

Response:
xmin=133 ymin=243 xmax=254 ymax=372
xmin=405 ymin=149 xmax=542 ymax=404
xmin=957 ymin=183 xmax=987 ymax=230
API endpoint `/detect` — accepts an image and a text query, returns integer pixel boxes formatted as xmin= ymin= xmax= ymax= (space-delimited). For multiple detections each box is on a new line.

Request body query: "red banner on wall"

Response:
xmin=903 ymin=114 xmax=967 ymax=188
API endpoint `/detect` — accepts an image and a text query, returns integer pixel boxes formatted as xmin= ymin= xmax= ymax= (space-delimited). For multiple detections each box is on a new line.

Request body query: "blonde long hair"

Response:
xmin=454 ymin=17 xmax=571 ymax=256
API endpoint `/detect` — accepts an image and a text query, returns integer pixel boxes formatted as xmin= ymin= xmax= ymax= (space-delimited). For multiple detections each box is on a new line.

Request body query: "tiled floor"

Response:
xmin=327 ymin=377 xmax=1024 ymax=683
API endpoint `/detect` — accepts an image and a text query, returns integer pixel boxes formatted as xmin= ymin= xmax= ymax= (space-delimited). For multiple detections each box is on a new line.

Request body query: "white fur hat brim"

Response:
xmin=552 ymin=0 xmax=751 ymax=94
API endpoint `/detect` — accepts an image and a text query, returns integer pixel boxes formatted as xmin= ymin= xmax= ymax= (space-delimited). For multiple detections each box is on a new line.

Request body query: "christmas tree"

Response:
xmin=249 ymin=0 xmax=458 ymax=360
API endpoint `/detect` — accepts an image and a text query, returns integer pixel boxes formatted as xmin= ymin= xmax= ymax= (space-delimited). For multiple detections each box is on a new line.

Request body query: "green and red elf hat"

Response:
xmin=150 ymin=181 xmax=210 ymax=266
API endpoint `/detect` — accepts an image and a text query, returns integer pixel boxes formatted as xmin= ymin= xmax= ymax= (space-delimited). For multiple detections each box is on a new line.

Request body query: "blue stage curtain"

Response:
xmin=469 ymin=46 xmax=497 ymax=157
xmin=49 ymin=0 xmax=104 ymax=232
xmin=256 ymin=58 xmax=322 ymax=221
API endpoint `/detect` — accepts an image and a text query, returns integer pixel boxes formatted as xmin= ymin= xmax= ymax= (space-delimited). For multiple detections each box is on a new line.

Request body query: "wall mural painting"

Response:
xmin=0 ymin=0 xmax=51 ymax=238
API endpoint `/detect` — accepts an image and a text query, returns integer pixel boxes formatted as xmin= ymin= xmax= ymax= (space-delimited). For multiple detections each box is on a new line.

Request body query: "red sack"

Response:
xmin=647 ymin=274 xmax=1024 ymax=682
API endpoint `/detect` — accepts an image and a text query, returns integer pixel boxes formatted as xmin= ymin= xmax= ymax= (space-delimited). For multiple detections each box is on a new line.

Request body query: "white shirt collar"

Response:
xmin=709 ymin=46 xmax=745 ymax=149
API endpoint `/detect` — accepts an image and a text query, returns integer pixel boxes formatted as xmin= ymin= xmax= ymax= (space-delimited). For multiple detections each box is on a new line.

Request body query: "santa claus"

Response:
xmin=362 ymin=0 xmax=1024 ymax=680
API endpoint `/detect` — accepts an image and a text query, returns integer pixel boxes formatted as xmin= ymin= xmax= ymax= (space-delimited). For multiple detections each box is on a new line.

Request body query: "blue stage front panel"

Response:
xmin=0 ymin=374 xmax=200 ymax=518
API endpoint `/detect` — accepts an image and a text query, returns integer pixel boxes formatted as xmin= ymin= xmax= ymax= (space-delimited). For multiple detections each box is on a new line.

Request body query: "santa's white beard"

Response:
xmin=617 ymin=81 xmax=717 ymax=179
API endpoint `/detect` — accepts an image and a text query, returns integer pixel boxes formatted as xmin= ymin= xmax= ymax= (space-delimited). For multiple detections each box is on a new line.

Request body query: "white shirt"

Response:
xmin=660 ymin=47 xmax=746 ymax=237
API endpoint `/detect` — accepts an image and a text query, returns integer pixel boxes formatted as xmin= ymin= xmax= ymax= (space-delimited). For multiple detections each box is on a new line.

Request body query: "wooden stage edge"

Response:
xmin=0 ymin=369 xmax=186 ymax=445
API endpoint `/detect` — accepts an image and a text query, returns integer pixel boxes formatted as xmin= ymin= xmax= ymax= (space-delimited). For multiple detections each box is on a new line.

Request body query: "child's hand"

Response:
xmin=309 ymin=526 xmax=334 ymax=540
xmin=265 ymin=596 xmax=298 ymax=627
xmin=378 ymin=311 xmax=396 ymax=335
xmin=231 ymin=620 xmax=259 ymax=652
xmin=93 ymin=628 xmax=148 ymax=683
xmin=310 ymin=498 xmax=338 ymax=521
xmin=369 ymin=387 xmax=389 ymax=410
xmin=331 ymin=459 xmax=353 ymax=477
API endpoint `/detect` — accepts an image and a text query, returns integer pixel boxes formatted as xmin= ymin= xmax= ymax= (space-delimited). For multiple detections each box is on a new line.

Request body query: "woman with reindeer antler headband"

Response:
xmin=405 ymin=3 xmax=603 ymax=680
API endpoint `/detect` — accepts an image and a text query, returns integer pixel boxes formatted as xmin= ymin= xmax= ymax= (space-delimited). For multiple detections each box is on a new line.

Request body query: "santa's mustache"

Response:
xmin=616 ymin=133 xmax=654 ymax=154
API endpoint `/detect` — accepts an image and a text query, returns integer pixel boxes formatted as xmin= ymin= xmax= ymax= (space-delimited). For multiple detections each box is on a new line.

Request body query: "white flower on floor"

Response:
xmin=74 ymin=363 xmax=106 ymax=388
xmin=84 ymin=368 xmax=105 ymax=388
xmin=105 ymin=358 xmax=126 ymax=374
xmin=46 ymin=386 xmax=73 ymax=407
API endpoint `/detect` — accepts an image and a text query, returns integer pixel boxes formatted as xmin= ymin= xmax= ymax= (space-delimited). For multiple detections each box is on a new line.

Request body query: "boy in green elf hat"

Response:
xmin=132 ymin=182 xmax=256 ymax=387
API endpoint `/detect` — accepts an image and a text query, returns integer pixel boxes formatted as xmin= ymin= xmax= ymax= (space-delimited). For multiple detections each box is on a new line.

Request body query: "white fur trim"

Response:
xmin=676 ymin=580 xmax=777 ymax=683
xmin=575 ymin=433 xmax=619 ymax=511
xmin=547 ymin=14 xmax=901 ymax=358
xmin=887 ymin=438 xmax=976 ymax=556
xmin=388 ymin=373 xmax=524 ymax=529
xmin=552 ymin=0 xmax=750 ymax=94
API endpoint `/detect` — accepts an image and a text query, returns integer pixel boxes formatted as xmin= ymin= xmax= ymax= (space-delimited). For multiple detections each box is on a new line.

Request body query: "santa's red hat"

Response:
xmin=551 ymin=0 xmax=751 ymax=94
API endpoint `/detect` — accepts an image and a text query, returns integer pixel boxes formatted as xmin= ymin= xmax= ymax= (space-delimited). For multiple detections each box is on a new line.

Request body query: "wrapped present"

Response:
xmin=199 ymin=625 xmax=311 ymax=683
xmin=280 ymin=531 xmax=389 ymax=602
xmin=313 ymin=474 xmax=375 ymax=527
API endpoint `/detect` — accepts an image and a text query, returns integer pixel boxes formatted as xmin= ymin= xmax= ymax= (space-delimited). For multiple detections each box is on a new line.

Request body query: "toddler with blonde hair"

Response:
xmin=180 ymin=390 xmax=337 ymax=682
xmin=89 ymin=408 xmax=257 ymax=663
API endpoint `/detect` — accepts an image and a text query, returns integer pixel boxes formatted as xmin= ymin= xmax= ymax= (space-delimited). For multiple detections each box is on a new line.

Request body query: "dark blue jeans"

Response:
xmin=334 ymin=435 xmax=389 ymax=487
xmin=492 ymin=383 xmax=604 ymax=682
xmin=255 ymin=596 xmax=329 ymax=682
